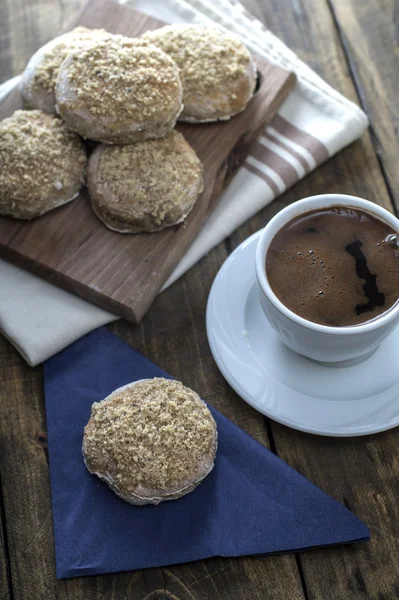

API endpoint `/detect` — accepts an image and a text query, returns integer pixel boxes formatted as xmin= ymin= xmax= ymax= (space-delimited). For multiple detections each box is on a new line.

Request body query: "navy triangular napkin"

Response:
xmin=43 ymin=327 xmax=369 ymax=579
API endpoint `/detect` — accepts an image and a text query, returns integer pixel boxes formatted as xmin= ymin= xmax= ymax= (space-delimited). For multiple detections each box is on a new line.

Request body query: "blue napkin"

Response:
xmin=43 ymin=327 xmax=369 ymax=579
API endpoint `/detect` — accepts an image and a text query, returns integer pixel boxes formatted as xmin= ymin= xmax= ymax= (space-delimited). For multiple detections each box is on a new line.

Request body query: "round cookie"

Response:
xmin=142 ymin=24 xmax=257 ymax=123
xmin=87 ymin=130 xmax=203 ymax=233
xmin=82 ymin=378 xmax=218 ymax=505
xmin=55 ymin=36 xmax=183 ymax=144
xmin=20 ymin=27 xmax=111 ymax=114
xmin=0 ymin=110 xmax=87 ymax=220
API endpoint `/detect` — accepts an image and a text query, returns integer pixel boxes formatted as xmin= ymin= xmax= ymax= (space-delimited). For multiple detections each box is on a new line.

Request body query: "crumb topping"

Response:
xmin=84 ymin=378 xmax=217 ymax=494
xmin=64 ymin=36 xmax=181 ymax=119
xmin=142 ymin=24 xmax=251 ymax=96
xmin=0 ymin=110 xmax=86 ymax=205
xmin=32 ymin=27 xmax=110 ymax=93
xmin=94 ymin=131 xmax=202 ymax=225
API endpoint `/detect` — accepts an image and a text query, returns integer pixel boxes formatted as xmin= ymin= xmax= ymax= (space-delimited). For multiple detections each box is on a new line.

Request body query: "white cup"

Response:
xmin=255 ymin=194 xmax=399 ymax=366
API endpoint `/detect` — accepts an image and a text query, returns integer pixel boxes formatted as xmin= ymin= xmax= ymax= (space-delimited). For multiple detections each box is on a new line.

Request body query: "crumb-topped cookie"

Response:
xmin=87 ymin=130 xmax=203 ymax=233
xmin=82 ymin=378 xmax=218 ymax=505
xmin=21 ymin=27 xmax=111 ymax=114
xmin=55 ymin=35 xmax=183 ymax=144
xmin=0 ymin=110 xmax=86 ymax=219
xmin=142 ymin=24 xmax=256 ymax=122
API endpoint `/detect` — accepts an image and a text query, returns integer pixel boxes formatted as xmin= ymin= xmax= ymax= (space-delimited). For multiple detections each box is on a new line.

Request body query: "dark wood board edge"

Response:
xmin=0 ymin=243 xmax=124 ymax=318
xmin=58 ymin=0 xmax=297 ymax=324
xmin=0 ymin=0 xmax=296 ymax=324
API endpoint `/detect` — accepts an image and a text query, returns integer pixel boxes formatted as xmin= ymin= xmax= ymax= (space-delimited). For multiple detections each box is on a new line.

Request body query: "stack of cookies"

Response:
xmin=0 ymin=24 xmax=257 ymax=505
xmin=0 ymin=24 xmax=256 ymax=232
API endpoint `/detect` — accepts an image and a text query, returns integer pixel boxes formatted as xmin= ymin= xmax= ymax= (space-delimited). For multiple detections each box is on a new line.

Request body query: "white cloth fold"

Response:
xmin=0 ymin=0 xmax=368 ymax=366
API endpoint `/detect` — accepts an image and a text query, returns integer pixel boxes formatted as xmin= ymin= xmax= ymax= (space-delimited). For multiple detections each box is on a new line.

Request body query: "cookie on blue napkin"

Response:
xmin=43 ymin=327 xmax=369 ymax=579
xmin=82 ymin=377 xmax=218 ymax=505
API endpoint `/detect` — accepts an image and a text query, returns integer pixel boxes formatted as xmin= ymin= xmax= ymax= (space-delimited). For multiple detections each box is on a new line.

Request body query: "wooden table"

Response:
xmin=0 ymin=0 xmax=398 ymax=598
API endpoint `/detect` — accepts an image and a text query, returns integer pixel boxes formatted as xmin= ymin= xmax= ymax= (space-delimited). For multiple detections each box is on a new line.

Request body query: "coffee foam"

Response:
xmin=266 ymin=206 xmax=399 ymax=327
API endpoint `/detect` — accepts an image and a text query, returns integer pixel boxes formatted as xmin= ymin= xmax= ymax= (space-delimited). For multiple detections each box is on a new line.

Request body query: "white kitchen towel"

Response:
xmin=0 ymin=0 xmax=368 ymax=366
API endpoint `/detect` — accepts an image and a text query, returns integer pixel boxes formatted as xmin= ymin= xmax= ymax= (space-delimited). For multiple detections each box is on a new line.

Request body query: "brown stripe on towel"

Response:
xmin=263 ymin=132 xmax=311 ymax=173
xmin=243 ymin=162 xmax=280 ymax=196
xmin=271 ymin=115 xmax=330 ymax=164
xmin=250 ymin=140 xmax=299 ymax=189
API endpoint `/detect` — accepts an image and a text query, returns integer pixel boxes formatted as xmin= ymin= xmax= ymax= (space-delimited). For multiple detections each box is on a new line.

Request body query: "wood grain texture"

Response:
xmin=238 ymin=0 xmax=393 ymax=214
xmin=327 ymin=0 xmax=399 ymax=214
xmin=231 ymin=1 xmax=399 ymax=598
xmin=1 ymin=0 xmax=399 ymax=598
xmin=0 ymin=0 xmax=295 ymax=325
xmin=0 ymin=0 xmax=83 ymax=84
xmin=0 ymin=491 xmax=11 ymax=600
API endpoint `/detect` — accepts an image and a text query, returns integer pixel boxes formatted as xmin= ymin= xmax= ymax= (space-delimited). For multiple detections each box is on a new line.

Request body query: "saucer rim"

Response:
xmin=206 ymin=229 xmax=399 ymax=437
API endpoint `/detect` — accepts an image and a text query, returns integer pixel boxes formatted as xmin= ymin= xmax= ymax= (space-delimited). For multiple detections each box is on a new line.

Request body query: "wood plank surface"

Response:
xmin=328 ymin=0 xmax=399 ymax=214
xmin=0 ymin=0 xmax=83 ymax=84
xmin=0 ymin=490 xmax=10 ymax=599
xmin=0 ymin=290 xmax=305 ymax=599
xmin=0 ymin=0 xmax=295 ymax=325
xmin=1 ymin=0 xmax=399 ymax=598
xmin=234 ymin=1 xmax=399 ymax=598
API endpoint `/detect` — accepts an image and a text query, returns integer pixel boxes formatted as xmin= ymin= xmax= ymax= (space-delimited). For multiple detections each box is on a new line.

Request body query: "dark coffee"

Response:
xmin=266 ymin=206 xmax=399 ymax=327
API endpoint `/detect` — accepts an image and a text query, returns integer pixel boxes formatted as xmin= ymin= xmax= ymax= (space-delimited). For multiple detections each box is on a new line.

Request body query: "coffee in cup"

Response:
xmin=265 ymin=205 xmax=399 ymax=327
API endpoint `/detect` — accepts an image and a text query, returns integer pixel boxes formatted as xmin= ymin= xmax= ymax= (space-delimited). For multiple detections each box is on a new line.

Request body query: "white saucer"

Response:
xmin=206 ymin=230 xmax=399 ymax=437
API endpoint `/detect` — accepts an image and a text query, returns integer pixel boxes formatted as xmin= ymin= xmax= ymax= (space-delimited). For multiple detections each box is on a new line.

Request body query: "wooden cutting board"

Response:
xmin=0 ymin=0 xmax=295 ymax=323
